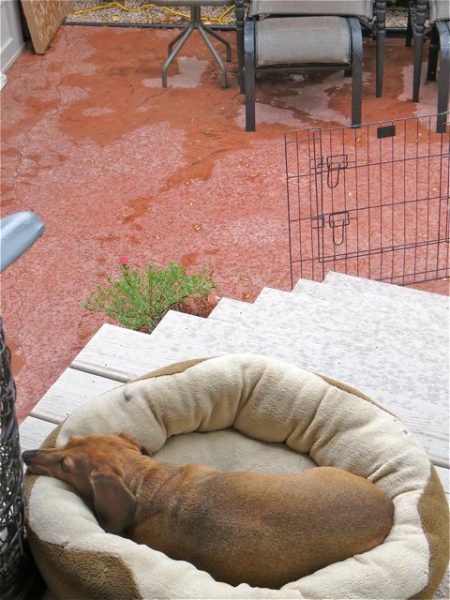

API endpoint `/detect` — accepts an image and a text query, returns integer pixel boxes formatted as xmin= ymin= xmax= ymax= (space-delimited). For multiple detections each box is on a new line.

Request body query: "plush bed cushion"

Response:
xmin=25 ymin=354 xmax=449 ymax=599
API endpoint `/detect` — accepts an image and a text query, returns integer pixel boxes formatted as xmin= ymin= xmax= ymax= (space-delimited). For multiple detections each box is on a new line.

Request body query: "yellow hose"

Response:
xmin=69 ymin=2 xmax=237 ymax=25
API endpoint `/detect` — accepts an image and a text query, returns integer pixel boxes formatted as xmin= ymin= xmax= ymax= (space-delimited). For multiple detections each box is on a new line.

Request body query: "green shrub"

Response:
xmin=84 ymin=259 xmax=219 ymax=333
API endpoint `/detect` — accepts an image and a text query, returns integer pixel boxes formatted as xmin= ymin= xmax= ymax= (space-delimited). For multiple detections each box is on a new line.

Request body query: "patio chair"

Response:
xmin=151 ymin=0 xmax=245 ymax=89
xmin=407 ymin=0 xmax=449 ymax=133
xmin=242 ymin=1 xmax=386 ymax=131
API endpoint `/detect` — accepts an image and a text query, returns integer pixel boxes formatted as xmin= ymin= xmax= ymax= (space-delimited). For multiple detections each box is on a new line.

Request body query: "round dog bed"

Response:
xmin=25 ymin=354 xmax=449 ymax=599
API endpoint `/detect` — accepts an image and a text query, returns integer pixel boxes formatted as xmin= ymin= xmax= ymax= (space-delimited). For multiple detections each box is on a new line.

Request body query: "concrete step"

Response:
xmin=147 ymin=309 xmax=448 ymax=467
xmin=324 ymin=272 xmax=449 ymax=310
xmin=264 ymin=281 xmax=445 ymax=333
xmin=252 ymin=286 xmax=447 ymax=352
xmin=208 ymin=297 xmax=255 ymax=322
xmin=211 ymin=275 xmax=449 ymax=329
xmin=253 ymin=281 xmax=447 ymax=415
xmin=292 ymin=278 xmax=324 ymax=294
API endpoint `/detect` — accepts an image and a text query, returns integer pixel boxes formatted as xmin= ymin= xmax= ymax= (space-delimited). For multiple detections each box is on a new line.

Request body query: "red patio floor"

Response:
xmin=1 ymin=25 xmax=448 ymax=421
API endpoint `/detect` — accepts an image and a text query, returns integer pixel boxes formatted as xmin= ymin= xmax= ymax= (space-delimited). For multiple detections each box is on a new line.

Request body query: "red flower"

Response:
xmin=119 ymin=257 xmax=129 ymax=265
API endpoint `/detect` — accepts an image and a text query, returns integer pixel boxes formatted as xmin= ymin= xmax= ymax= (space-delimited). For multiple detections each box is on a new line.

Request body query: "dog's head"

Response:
xmin=23 ymin=433 xmax=151 ymax=534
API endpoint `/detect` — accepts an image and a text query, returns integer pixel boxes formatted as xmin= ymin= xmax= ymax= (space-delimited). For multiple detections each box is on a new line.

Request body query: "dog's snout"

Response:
xmin=22 ymin=449 xmax=39 ymax=464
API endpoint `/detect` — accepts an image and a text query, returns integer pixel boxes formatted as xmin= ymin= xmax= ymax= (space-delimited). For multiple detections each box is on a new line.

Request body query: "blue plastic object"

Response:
xmin=1 ymin=212 xmax=45 ymax=272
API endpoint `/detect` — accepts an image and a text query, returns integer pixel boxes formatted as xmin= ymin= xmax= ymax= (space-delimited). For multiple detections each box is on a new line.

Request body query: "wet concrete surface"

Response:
xmin=1 ymin=26 xmax=448 ymax=421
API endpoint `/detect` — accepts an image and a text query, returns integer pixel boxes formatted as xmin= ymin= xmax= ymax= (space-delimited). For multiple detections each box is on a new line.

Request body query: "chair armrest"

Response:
xmin=1 ymin=212 xmax=45 ymax=272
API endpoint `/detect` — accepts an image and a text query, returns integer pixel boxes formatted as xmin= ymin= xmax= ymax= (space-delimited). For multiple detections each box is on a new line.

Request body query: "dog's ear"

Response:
xmin=90 ymin=468 xmax=136 ymax=534
xmin=118 ymin=432 xmax=152 ymax=457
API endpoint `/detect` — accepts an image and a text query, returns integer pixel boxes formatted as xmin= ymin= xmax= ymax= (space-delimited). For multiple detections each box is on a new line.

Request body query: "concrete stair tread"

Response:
xmin=250 ymin=288 xmax=447 ymax=407
xmin=252 ymin=287 xmax=446 ymax=348
xmin=208 ymin=298 xmax=255 ymax=321
xmin=258 ymin=283 xmax=448 ymax=324
xmin=213 ymin=279 xmax=448 ymax=338
xmin=293 ymin=278 xmax=449 ymax=323
xmin=323 ymin=272 xmax=449 ymax=309
xmin=292 ymin=279 xmax=324 ymax=294
xmin=177 ymin=306 xmax=446 ymax=411
xmin=148 ymin=310 xmax=448 ymax=467
xmin=206 ymin=290 xmax=447 ymax=411
xmin=211 ymin=289 xmax=447 ymax=357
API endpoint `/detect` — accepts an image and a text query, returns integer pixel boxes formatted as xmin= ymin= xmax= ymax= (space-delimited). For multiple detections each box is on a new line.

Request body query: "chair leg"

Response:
xmin=413 ymin=35 xmax=425 ymax=101
xmin=412 ymin=0 xmax=427 ymax=102
xmin=198 ymin=24 xmax=228 ymax=87
xmin=162 ymin=23 xmax=195 ymax=87
xmin=244 ymin=19 xmax=256 ymax=131
xmin=376 ymin=29 xmax=385 ymax=97
xmin=435 ymin=22 xmax=450 ymax=134
xmin=168 ymin=27 xmax=188 ymax=56
xmin=349 ymin=18 xmax=362 ymax=128
xmin=202 ymin=24 xmax=232 ymax=62
xmin=375 ymin=0 xmax=386 ymax=97
xmin=427 ymin=25 xmax=440 ymax=81
xmin=163 ymin=6 xmax=230 ymax=89
xmin=235 ymin=0 xmax=245 ymax=93
xmin=406 ymin=1 xmax=413 ymax=47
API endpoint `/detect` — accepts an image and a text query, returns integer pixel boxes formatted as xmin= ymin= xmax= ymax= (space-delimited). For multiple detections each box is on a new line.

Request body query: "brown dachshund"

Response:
xmin=23 ymin=433 xmax=394 ymax=589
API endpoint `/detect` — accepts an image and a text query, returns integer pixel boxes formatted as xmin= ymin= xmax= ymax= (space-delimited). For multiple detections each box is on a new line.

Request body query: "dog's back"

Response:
xmin=23 ymin=434 xmax=394 ymax=589
xmin=131 ymin=464 xmax=393 ymax=588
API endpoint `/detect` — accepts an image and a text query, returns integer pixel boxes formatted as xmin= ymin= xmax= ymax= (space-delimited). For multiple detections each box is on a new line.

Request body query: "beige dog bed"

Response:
xmin=25 ymin=354 xmax=448 ymax=599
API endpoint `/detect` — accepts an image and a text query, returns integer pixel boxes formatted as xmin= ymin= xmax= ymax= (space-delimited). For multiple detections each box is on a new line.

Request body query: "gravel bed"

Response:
xmin=65 ymin=1 xmax=408 ymax=27
xmin=66 ymin=1 xmax=235 ymax=25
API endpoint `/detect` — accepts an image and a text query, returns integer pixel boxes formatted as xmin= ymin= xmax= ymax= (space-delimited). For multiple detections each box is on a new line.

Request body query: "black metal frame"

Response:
xmin=407 ymin=0 xmax=449 ymax=134
xmin=285 ymin=114 xmax=449 ymax=287
xmin=243 ymin=15 xmax=363 ymax=132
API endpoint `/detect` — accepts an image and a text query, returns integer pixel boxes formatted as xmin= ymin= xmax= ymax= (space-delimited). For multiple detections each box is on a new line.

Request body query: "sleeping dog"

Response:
xmin=23 ymin=433 xmax=394 ymax=588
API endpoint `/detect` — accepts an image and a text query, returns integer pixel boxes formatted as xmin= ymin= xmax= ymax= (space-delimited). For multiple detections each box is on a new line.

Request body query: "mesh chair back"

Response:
xmin=249 ymin=0 xmax=373 ymax=18
xmin=255 ymin=16 xmax=352 ymax=66
xmin=150 ymin=0 xmax=233 ymax=5
xmin=429 ymin=0 xmax=450 ymax=21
